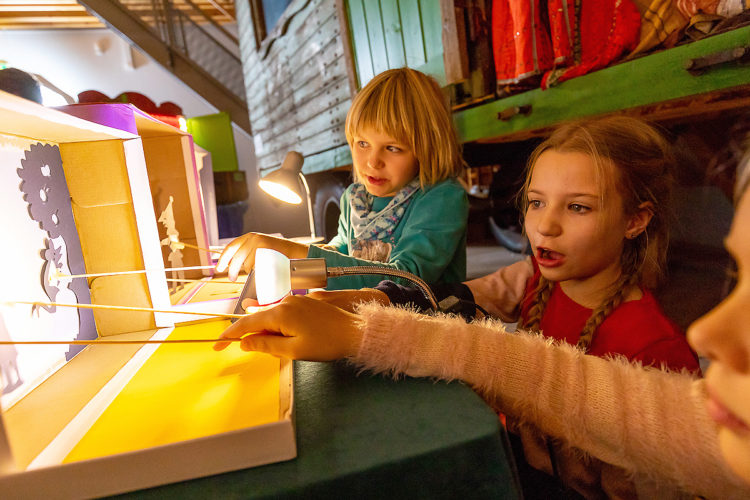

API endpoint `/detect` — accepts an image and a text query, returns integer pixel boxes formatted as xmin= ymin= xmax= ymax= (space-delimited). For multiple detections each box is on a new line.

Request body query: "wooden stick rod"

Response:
xmin=165 ymin=278 xmax=241 ymax=284
xmin=8 ymin=301 xmax=245 ymax=319
xmin=55 ymin=265 xmax=216 ymax=280
xmin=179 ymin=241 xmax=222 ymax=253
xmin=0 ymin=338 xmax=241 ymax=345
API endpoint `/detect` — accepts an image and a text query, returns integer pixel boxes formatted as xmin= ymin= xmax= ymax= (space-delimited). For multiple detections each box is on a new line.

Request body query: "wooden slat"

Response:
xmin=419 ymin=0 xmax=441 ymax=61
xmin=334 ymin=0 xmax=357 ymax=97
xmin=381 ymin=0 xmax=405 ymax=68
xmin=399 ymin=0 xmax=426 ymax=68
xmin=363 ymin=0 xmax=388 ymax=75
xmin=346 ymin=0 xmax=373 ymax=87
xmin=440 ymin=0 xmax=468 ymax=83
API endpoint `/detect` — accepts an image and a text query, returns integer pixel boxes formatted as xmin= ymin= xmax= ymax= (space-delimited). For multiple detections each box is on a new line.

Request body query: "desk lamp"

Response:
xmin=259 ymin=151 xmax=319 ymax=244
xmin=253 ymin=248 xmax=438 ymax=309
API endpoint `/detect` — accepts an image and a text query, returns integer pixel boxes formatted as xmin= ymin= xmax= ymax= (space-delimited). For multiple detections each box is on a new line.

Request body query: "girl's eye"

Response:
xmin=357 ymin=141 xmax=369 ymax=148
xmin=386 ymin=145 xmax=403 ymax=153
xmin=569 ymin=203 xmax=590 ymax=213
xmin=527 ymin=199 xmax=542 ymax=209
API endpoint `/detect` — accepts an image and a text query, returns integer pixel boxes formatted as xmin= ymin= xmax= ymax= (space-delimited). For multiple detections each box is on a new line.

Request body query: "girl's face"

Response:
xmin=524 ymin=150 xmax=642 ymax=305
xmin=688 ymin=191 xmax=750 ymax=482
xmin=351 ymin=127 xmax=419 ymax=197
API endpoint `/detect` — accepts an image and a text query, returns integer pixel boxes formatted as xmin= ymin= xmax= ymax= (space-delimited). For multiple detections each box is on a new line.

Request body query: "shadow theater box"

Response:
xmin=0 ymin=91 xmax=295 ymax=498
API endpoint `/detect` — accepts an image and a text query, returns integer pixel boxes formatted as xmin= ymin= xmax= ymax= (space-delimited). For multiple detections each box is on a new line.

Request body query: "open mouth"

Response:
xmin=536 ymin=247 xmax=564 ymax=266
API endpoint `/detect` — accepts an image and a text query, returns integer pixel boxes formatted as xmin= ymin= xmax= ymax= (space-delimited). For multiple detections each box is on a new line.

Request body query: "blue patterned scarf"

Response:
xmin=349 ymin=178 xmax=420 ymax=261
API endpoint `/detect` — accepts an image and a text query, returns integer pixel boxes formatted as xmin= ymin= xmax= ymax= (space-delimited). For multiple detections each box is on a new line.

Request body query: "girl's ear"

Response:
xmin=625 ymin=201 xmax=654 ymax=239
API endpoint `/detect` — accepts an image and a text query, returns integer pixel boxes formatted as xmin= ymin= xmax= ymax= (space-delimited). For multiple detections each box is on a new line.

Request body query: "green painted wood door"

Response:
xmin=345 ymin=0 xmax=446 ymax=89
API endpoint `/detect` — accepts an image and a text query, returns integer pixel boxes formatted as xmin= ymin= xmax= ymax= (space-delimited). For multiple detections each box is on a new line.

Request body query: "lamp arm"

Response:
xmin=298 ymin=172 xmax=316 ymax=239
xmin=326 ymin=266 xmax=438 ymax=310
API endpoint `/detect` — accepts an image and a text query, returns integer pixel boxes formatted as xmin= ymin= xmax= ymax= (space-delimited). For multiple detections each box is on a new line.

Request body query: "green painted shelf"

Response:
xmin=454 ymin=26 xmax=750 ymax=144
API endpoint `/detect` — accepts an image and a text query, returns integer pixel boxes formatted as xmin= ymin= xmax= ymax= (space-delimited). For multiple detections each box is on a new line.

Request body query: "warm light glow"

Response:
xmin=254 ymin=248 xmax=291 ymax=305
xmin=178 ymin=116 xmax=188 ymax=132
xmin=259 ymin=180 xmax=302 ymax=204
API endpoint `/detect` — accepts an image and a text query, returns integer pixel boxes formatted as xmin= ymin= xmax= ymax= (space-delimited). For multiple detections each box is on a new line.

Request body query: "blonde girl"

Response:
xmin=217 ymin=68 xmax=467 ymax=290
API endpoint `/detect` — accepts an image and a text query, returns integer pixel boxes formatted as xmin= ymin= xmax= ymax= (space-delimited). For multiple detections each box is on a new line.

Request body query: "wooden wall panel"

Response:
xmin=237 ymin=0 xmax=353 ymax=172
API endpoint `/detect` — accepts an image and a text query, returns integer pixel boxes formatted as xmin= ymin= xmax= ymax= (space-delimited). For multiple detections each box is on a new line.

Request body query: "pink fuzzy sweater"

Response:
xmin=352 ymin=302 xmax=750 ymax=499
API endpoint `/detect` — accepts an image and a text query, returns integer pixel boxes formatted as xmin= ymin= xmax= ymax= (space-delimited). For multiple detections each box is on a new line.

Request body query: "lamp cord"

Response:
xmin=326 ymin=266 xmax=438 ymax=310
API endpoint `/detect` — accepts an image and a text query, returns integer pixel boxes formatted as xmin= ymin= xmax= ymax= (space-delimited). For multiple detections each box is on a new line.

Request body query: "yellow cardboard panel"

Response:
xmin=59 ymin=141 xmax=132 ymax=208
xmin=63 ymin=321 xmax=281 ymax=462
xmin=89 ymin=276 xmax=156 ymax=335
xmin=71 ymin=203 xmax=143 ymax=274
xmin=141 ymin=135 xmax=204 ymax=277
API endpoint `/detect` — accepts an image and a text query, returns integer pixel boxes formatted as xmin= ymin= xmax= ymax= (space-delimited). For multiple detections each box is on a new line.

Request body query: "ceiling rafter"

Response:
xmin=0 ymin=0 xmax=236 ymax=30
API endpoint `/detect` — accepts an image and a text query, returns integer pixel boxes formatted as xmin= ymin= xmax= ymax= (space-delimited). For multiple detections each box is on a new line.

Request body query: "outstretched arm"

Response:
xmin=351 ymin=303 xmax=747 ymax=499
xmin=216 ymin=298 xmax=747 ymax=498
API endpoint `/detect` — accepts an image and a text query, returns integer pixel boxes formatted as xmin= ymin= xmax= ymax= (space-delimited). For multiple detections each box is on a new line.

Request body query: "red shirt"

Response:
xmin=520 ymin=266 xmax=700 ymax=373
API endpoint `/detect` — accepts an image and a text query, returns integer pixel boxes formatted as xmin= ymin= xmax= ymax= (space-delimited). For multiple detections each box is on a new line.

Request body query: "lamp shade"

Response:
xmin=254 ymin=248 xmax=291 ymax=304
xmin=259 ymin=151 xmax=304 ymax=204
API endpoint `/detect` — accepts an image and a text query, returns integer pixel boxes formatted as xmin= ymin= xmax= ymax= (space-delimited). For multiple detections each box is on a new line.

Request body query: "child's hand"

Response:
xmin=216 ymin=232 xmax=310 ymax=281
xmin=214 ymin=295 xmax=363 ymax=361
xmin=306 ymin=289 xmax=390 ymax=313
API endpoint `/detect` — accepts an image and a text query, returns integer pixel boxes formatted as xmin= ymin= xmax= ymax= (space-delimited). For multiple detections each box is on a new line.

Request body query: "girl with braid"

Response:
xmin=466 ymin=115 xmax=699 ymax=372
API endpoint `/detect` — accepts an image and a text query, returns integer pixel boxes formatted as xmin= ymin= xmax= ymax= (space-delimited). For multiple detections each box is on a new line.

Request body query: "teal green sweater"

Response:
xmin=307 ymin=178 xmax=468 ymax=290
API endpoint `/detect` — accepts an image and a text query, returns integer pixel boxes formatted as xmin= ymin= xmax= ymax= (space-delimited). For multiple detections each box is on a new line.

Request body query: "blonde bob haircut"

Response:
xmin=345 ymin=68 xmax=464 ymax=187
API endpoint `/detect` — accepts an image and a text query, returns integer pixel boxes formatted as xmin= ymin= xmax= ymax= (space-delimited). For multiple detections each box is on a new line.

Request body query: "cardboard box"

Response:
xmin=0 ymin=92 xmax=296 ymax=497
xmin=56 ymin=103 xmax=212 ymax=280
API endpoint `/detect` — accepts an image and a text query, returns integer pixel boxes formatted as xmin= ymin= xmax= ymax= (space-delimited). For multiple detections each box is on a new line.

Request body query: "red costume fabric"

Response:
xmin=492 ymin=0 xmax=642 ymax=91
xmin=520 ymin=264 xmax=700 ymax=372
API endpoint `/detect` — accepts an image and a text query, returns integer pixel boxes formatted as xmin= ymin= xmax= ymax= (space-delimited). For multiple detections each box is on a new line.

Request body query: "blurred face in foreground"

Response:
xmin=689 ymin=190 xmax=750 ymax=482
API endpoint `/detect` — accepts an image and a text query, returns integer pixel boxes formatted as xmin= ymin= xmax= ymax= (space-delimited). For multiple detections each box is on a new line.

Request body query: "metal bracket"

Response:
xmin=685 ymin=46 xmax=750 ymax=75
xmin=497 ymin=104 xmax=532 ymax=121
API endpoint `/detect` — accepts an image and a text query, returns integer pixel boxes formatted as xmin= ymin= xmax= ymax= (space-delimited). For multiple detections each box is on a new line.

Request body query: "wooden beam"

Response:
xmin=440 ymin=0 xmax=469 ymax=84
xmin=334 ymin=0 xmax=357 ymax=97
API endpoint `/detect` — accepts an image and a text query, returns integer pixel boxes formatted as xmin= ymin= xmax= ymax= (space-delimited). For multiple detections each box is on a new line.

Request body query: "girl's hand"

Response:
xmin=305 ymin=289 xmax=390 ymax=313
xmin=216 ymin=232 xmax=310 ymax=281
xmin=214 ymin=295 xmax=363 ymax=361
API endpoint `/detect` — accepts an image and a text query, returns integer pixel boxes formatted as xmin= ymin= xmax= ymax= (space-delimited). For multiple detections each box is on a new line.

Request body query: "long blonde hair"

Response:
xmin=345 ymin=68 xmax=464 ymax=187
xmin=521 ymin=116 xmax=676 ymax=350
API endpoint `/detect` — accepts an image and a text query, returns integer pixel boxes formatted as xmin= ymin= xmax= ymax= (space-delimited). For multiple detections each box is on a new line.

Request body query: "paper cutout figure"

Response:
xmin=158 ymin=196 xmax=185 ymax=292
xmin=33 ymin=238 xmax=62 ymax=316
xmin=0 ymin=311 xmax=22 ymax=395
xmin=18 ymin=143 xmax=97 ymax=359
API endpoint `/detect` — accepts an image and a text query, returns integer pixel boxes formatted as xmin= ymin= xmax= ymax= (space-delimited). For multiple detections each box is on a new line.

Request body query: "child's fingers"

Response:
xmin=227 ymin=238 xmax=256 ymax=282
xmin=216 ymin=235 xmax=244 ymax=272
xmin=241 ymin=297 xmax=261 ymax=310
xmin=214 ymin=303 xmax=284 ymax=351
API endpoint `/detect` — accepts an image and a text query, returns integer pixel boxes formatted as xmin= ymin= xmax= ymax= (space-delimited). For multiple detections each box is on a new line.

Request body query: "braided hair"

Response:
xmin=520 ymin=116 xmax=675 ymax=351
